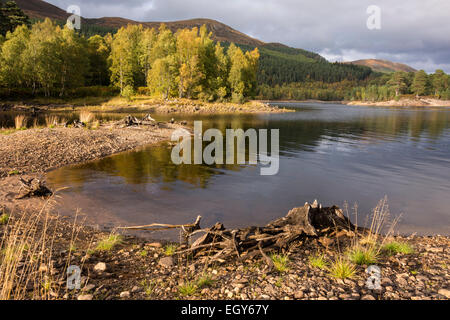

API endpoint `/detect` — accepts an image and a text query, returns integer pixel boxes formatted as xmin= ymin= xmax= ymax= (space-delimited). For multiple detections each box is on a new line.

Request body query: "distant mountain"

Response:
xmin=346 ymin=59 xmax=417 ymax=73
xmin=15 ymin=0 xmax=374 ymax=85
xmin=15 ymin=0 xmax=264 ymax=46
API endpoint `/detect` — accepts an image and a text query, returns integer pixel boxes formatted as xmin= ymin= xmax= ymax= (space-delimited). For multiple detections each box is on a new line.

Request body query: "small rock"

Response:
xmin=131 ymin=286 xmax=142 ymax=293
xmin=77 ymin=294 xmax=93 ymax=301
xmin=381 ymin=278 xmax=393 ymax=286
xmin=438 ymin=289 xmax=450 ymax=299
xmin=147 ymin=242 xmax=162 ymax=248
xmin=361 ymin=294 xmax=376 ymax=300
xmin=120 ymin=291 xmax=130 ymax=299
xmin=294 ymin=291 xmax=304 ymax=299
xmin=94 ymin=262 xmax=107 ymax=272
xmin=83 ymin=284 xmax=96 ymax=292
xmin=159 ymin=257 xmax=174 ymax=268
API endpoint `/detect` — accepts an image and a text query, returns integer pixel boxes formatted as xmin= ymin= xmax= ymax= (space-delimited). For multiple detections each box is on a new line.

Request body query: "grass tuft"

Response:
xmin=270 ymin=254 xmax=290 ymax=273
xmin=178 ymin=281 xmax=197 ymax=297
xmin=95 ymin=234 xmax=123 ymax=251
xmin=347 ymin=246 xmax=378 ymax=265
xmin=309 ymin=253 xmax=328 ymax=270
xmin=196 ymin=274 xmax=214 ymax=289
xmin=381 ymin=241 xmax=414 ymax=256
xmin=328 ymin=257 xmax=356 ymax=279
xmin=163 ymin=244 xmax=178 ymax=256
xmin=140 ymin=280 xmax=156 ymax=297
xmin=0 ymin=213 xmax=10 ymax=225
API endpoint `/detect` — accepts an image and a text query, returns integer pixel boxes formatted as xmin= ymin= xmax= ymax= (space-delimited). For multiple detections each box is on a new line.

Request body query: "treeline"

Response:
xmin=257 ymin=80 xmax=360 ymax=101
xmin=0 ymin=19 xmax=260 ymax=102
xmin=350 ymin=70 xmax=450 ymax=101
xmin=236 ymin=43 xmax=373 ymax=86
xmin=258 ymin=70 xmax=450 ymax=102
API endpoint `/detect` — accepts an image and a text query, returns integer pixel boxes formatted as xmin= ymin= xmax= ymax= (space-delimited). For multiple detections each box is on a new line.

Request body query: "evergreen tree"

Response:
xmin=432 ymin=69 xmax=447 ymax=97
xmin=411 ymin=70 xmax=429 ymax=97
xmin=387 ymin=72 xmax=408 ymax=96
xmin=0 ymin=0 xmax=30 ymax=36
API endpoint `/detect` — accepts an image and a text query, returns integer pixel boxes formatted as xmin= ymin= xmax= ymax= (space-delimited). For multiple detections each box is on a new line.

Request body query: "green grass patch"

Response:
xmin=139 ymin=250 xmax=148 ymax=257
xmin=95 ymin=234 xmax=123 ymax=251
xmin=196 ymin=274 xmax=214 ymax=289
xmin=382 ymin=241 xmax=414 ymax=256
xmin=178 ymin=281 xmax=197 ymax=297
xmin=270 ymin=254 xmax=290 ymax=273
xmin=164 ymin=244 xmax=178 ymax=256
xmin=309 ymin=253 xmax=328 ymax=270
xmin=347 ymin=246 xmax=379 ymax=265
xmin=0 ymin=213 xmax=10 ymax=225
xmin=140 ymin=280 xmax=156 ymax=297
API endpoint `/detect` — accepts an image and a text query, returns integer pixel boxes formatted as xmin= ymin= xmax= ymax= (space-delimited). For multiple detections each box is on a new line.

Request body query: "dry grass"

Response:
xmin=345 ymin=197 xmax=401 ymax=260
xmin=0 ymin=201 xmax=57 ymax=299
xmin=44 ymin=115 xmax=60 ymax=128
xmin=0 ymin=202 xmax=91 ymax=300
xmin=79 ymin=111 xmax=95 ymax=124
xmin=14 ymin=115 xmax=27 ymax=130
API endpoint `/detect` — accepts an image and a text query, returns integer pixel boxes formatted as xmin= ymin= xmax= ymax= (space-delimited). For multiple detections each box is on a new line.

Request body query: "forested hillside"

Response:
xmin=2 ymin=0 xmax=449 ymax=103
xmin=0 ymin=17 xmax=260 ymax=102
xmin=12 ymin=0 xmax=374 ymax=89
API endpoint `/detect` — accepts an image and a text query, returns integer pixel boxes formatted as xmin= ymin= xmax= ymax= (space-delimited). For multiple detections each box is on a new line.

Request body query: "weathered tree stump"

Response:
xmin=16 ymin=178 xmax=53 ymax=199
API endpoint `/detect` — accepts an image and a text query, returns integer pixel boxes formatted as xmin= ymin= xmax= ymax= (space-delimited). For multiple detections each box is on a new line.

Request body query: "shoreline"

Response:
xmin=347 ymin=98 xmax=450 ymax=108
xmin=261 ymin=98 xmax=450 ymax=108
xmin=1 ymin=98 xmax=293 ymax=115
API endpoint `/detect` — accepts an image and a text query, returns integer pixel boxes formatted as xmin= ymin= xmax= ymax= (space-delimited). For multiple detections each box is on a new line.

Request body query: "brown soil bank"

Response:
xmin=347 ymin=98 xmax=450 ymax=107
xmin=0 ymin=123 xmax=183 ymax=178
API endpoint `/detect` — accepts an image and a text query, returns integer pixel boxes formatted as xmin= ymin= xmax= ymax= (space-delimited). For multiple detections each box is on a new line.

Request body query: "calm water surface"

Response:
xmin=43 ymin=103 xmax=450 ymax=237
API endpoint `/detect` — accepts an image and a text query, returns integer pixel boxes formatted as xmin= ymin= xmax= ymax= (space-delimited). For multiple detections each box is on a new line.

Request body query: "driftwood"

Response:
xmin=65 ymin=120 xmax=86 ymax=128
xmin=16 ymin=178 xmax=53 ymax=199
xmin=123 ymin=114 xmax=157 ymax=127
xmin=121 ymin=201 xmax=360 ymax=265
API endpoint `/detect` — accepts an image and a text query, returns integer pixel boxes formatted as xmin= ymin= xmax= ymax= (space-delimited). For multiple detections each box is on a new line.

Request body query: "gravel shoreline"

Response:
xmin=0 ymin=123 xmax=184 ymax=178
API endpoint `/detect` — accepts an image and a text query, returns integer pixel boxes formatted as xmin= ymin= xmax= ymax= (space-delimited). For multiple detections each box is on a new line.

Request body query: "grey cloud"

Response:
xmin=46 ymin=0 xmax=450 ymax=72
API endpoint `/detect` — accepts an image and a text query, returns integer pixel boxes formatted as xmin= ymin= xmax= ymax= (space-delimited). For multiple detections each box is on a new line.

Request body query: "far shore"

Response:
xmin=347 ymin=98 xmax=450 ymax=108
xmin=0 ymin=96 xmax=292 ymax=114
xmin=262 ymin=98 xmax=450 ymax=108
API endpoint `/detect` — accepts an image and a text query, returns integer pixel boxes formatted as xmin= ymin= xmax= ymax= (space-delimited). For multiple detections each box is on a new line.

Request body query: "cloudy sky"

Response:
xmin=47 ymin=0 xmax=450 ymax=72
